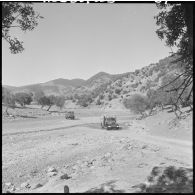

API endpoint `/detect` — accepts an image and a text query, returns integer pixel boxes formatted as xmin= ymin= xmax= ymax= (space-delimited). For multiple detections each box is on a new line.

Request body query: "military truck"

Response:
xmin=101 ymin=116 xmax=120 ymax=130
xmin=65 ymin=111 xmax=75 ymax=120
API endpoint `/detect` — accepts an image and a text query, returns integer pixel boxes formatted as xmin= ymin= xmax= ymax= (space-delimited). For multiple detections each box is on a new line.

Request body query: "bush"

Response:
xmin=96 ymin=98 xmax=101 ymax=105
xmin=123 ymin=90 xmax=128 ymax=94
xmin=112 ymin=94 xmax=117 ymax=99
xmin=131 ymin=82 xmax=139 ymax=88
xmin=115 ymin=88 xmax=121 ymax=95
xmin=108 ymin=94 xmax=112 ymax=101
xmin=123 ymin=94 xmax=149 ymax=115
xmin=99 ymin=94 xmax=104 ymax=100
xmin=77 ymin=94 xmax=92 ymax=107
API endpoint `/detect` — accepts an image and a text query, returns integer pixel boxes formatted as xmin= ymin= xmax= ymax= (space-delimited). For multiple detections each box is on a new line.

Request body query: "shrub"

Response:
xmin=96 ymin=98 xmax=101 ymax=105
xmin=140 ymin=86 xmax=146 ymax=92
xmin=113 ymin=94 xmax=117 ymax=99
xmin=123 ymin=94 xmax=149 ymax=115
xmin=99 ymin=94 xmax=104 ymax=100
xmin=115 ymin=88 xmax=121 ymax=95
xmin=108 ymin=94 xmax=112 ymax=101
xmin=123 ymin=90 xmax=128 ymax=94
xmin=131 ymin=82 xmax=139 ymax=88
xmin=77 ymin=94 xmax=92 ymax=107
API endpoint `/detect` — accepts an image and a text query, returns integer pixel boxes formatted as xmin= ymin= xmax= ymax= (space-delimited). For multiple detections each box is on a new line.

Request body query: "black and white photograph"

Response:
xmin=2 ymin=1 xmax=193 ymax=193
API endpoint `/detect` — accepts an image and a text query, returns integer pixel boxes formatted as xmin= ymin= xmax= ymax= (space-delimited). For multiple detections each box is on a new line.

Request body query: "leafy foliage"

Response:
xmin=2 ymin=88 xmax=16 ymax=115
xmin=14 ymin=92 xmax=33 ymax=107
xmin=155 ymin=3 xmax=193 ymax=109
xmin=123 ymin=94 xmax=149 ymax=115
xmin=2 ymin=2 xmax=43 ymax=53
xmin=115 ymin=88 xmax=121 ymax=95
xmin=33 ymin=90 xmax=45 ymax=102
xmin=77 ymin=94 xmax=92 ymax=107
xmin=37 ymin=96 xmax=50 ymax=108
xmin=55 ymin=96 xmax=65 ymax=109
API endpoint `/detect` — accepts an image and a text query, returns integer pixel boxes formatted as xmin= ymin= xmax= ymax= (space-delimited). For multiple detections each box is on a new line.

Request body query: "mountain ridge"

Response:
xmin=3 ymin=54 xmax=180 ymax=109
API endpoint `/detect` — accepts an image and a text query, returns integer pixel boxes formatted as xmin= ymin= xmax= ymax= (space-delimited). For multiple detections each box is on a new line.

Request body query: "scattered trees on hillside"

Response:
xmin=2 ymin=2 xmax=43 ymax=53
xmin=14 ymin=92 xmax=33 ymax=107
xmin=77 ymin=94 xmax=93 ymax=107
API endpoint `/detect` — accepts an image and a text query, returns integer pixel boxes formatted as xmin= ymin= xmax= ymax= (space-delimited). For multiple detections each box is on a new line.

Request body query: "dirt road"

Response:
xmin=2 ymin=112 xmax=192 ymax=193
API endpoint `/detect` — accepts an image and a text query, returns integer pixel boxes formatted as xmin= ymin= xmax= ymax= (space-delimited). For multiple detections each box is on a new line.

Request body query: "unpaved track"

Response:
xmin=2 ymin=115 xmax=192 ymax=193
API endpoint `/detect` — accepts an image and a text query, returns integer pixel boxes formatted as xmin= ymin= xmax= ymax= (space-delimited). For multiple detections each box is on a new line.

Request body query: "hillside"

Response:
xmin=3 ymin=54 xmax=181 ymax=109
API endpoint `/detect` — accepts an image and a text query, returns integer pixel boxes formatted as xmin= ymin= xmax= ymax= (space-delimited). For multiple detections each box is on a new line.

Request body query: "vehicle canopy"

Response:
xmin=66 ymin=111 xmax=74 ymax=116
xmin=101 ymin=115 xmax=117 ymax=125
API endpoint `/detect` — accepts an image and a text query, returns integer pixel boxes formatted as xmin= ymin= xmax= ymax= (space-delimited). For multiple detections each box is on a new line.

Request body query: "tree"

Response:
xmin=155 ymin=3 xmax=193 ymax=109
xmin=37 ymin=96 xmax=50 ymax=109
xmin=14 ymin=92 xmax=33 ymax=107
xmin=123 ymin=94 xmax=149 ymax=116
xmin=2 ymin=2 xmax=43 ymax=54
xmin=47 ymin=95 xmax=56 ymax=111
xmin=55 ymin=96 xmax=65 ymax=110
xmin=33 ymin=90 xmax=45 ymax=103
xmin=77 ymin=94 xmax=92 ymax=107
xmin=2 ymin=88 xmax=16 ymax=115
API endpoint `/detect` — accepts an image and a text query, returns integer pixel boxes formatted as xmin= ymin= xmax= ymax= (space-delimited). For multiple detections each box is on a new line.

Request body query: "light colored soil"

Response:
xmin=2 ymin=107 xmax=192 ymax=193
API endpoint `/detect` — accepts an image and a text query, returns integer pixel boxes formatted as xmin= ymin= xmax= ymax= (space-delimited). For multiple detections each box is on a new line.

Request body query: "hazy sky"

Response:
xmin=2 ymin=3 xmax=175 ymax=87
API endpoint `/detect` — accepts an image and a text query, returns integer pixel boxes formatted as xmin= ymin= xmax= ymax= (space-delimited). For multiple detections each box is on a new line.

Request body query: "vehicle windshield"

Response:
xmin=106 ymin=118 xmax=116 ymax=125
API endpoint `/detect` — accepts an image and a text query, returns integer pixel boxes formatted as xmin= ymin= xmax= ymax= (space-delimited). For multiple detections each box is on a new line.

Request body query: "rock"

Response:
xmin=47 ymin=166 xmax=57 ymax=173
xmin=83 ymin=161 xmax=88 ymax=166
xmin=72 ymin=165 xmax=79 ymax=170
xmin=104 ymin=152 xmax=111 ymax=158
xmin=142 ymin=145 xmax=147 ymax=149
xmin=20 ymin=182 xmax=31 ymax=188
xmin=31 ymin=183 xmax=43 ymax=189
xmin=47 ymin=171 xmax=57 ymax=177
xmin=10 ymin=186 xmax=16 ymax=191
xmin=60 ymin=173 xmax=70 ymax=180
